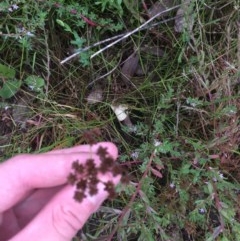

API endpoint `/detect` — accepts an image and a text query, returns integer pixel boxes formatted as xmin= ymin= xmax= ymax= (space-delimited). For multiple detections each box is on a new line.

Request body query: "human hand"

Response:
xmin=0 ymin=142 xmax=120 ymax=241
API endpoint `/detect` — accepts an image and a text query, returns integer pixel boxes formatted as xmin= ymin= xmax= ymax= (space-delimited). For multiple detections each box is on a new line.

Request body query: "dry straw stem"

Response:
xmin=237 ymin=21 xmax=240 ymax=71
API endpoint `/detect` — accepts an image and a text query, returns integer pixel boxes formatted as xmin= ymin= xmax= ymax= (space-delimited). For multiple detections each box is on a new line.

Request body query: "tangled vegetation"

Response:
xmin=0 ymin=0 xmax=240 ymax=240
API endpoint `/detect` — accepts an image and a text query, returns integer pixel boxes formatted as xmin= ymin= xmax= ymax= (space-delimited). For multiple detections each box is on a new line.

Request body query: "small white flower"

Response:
xmin=8 ymin=7 xmax=13 ymax=12
xmin=169 ymin=183 xmax=175 ymax=188
xmin=190 ymin=102 xmax=197 ymax=107
xmin=129 ymin=125 xmax=137 ymax=133
xmin=12 ymin=4 xmax=19 ymax=10
xmin=17 ymin=27 xmax=26 ymax=33
xmin=154 ymin=139 xmax=162 ymax=147
xmin=26 ymin=31 xmax=34 ymax=37
xmin=153 ymin=139 xmax=162 ymax=154
xmin=212 ymin=177 xmax=217 ymax=182
xmin=4 ymin=106 xmax=10 ymax=110
xmin=131 ymin=151 xmax=139 ymax=159
xmin=229 ymin=109 xmax=236 ymax=114
xmin=219 ymin=173 xmax=224 ymax=179
xmin=199 ymin=208 xmax=205 ymax=214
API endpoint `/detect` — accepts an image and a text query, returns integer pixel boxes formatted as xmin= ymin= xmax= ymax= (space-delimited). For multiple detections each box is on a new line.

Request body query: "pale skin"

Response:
xmin=0 ymin=142 xmax=120 ymax=241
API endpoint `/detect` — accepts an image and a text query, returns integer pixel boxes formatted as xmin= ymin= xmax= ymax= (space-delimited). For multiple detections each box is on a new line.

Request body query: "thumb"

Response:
xmin=10 ymin=174 xmax=120 ymax=241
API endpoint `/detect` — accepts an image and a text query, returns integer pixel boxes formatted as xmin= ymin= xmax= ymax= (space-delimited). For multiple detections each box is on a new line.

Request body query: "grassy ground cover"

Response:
xmin=0 ymin=0 xmax=240 ymax=240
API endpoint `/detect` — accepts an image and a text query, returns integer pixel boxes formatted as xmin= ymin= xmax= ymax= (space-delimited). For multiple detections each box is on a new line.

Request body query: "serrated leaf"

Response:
xmin=0 ymin=80 xmax=21 ymax=99
xmin=24 ymin=75 xmax=45 ymax=92
xmin=71 ymin=31 xmax=86 ymax=48
xmin=0 ymin=64 xmax=16 ymax=79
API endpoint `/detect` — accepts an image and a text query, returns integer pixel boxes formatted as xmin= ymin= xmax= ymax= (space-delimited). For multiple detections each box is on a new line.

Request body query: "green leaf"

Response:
xmin=220 ymin=236 xmax=230 ymax=241
xmin=207 ymin=182 xmax=213 ymax=194
xmin=0 ymin=64 xmax=16 ymax=79
xmin=139 ymin=190 xmax=150 ymax=204
xmin=0 ymin=80 xmax=21 ymax=99
xmin=56 ymin=19 xmax=72 ymax=32
xmin=220 ymin=208 xmax=235 ymax=221
xmin=56 ymin=19 xmax=64 ymax=27
xmin=24 ymin=75 xmax=45 ymax=92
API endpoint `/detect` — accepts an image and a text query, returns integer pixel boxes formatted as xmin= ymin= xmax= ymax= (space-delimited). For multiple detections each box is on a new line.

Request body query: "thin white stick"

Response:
xmin=90 ymin=4 xmax=181 ymax=59
xmin=60 ymin=4 xmax=183 ymax=64
xmin=60 ymin=33 xmax=125 ymax=64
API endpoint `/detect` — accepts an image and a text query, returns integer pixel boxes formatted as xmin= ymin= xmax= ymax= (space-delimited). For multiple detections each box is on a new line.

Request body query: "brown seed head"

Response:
xmin=76 ymin=179 xmax=87 ymax=190
xmin=74 ymin=191 xmax=86 ymax=202
xmin=96 ymin=146 xmax=108 ymax=160
xmin=67 ymin=173 xmax=77 ymax=185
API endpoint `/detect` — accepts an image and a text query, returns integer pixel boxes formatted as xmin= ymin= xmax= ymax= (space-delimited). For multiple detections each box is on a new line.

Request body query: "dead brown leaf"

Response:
xmin=151 ymin=167 xmax=163 ymax=178
xmin=86 ymin=87 xmax=103 ymax=104
xmin=121 ymin=53 xmax=139 ymax=82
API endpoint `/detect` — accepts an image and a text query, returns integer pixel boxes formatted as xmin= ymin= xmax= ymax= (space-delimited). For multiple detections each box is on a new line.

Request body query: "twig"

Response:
xmin=60 ymin=33 xmax=125 ymax=64
xmin=237 ymin=21 xmax=240 ymax=72
xmin=90 ymin=4 xmax=181 ymax=59
xmin=43 ymin=29 xmax=51 ymax=97
xmin=175 ymin=101 xmax=180 ymax=137
xmin=212 ymin=180 xmax=225 ymax=234
xmin=60 ymin=7 xmax=183 ymax=64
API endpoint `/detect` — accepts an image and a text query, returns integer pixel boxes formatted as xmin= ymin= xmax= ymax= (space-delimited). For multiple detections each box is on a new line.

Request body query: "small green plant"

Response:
xmin=95 ymin=0 xmax=123 ymax=13
xmin=0 ymin=63 xmax=45 ymax=99
xmin=23 ymin=75 xmax=45 ymax=93
xmin=0 ymin=64 xmax=20 ymax=99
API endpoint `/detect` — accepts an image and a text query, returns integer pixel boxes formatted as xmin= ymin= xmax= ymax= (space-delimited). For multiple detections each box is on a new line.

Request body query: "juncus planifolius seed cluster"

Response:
xmin=67 ymin=145 xmax=127 ymax=202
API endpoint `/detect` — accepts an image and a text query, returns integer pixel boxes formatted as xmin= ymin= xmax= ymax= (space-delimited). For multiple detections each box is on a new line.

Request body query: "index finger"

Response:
xmin=47 ymin=142 xmax=115 ymax=155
